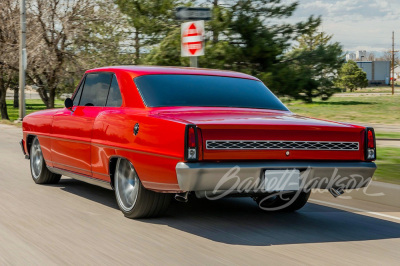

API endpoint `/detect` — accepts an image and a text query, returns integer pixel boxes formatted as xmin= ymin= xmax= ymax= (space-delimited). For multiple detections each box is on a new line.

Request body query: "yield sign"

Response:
xmin=181 ymin=20 xmax=205 ymax=57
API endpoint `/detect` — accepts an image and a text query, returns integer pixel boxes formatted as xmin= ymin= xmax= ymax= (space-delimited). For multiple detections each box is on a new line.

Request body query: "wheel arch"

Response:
xmin=109 ymin=156 xmax=139 ymax=190
xmin=26 ymin=134 xmax=37 ymax=156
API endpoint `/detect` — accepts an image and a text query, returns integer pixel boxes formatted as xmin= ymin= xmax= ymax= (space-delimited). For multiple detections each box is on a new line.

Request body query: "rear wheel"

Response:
xmin=30 ymin=137 xmax=61 ymax=184
xmin=114 ymin=158 xmax=171 ymax=219
xmin=254 ymin=191 xmax=311 ymax=212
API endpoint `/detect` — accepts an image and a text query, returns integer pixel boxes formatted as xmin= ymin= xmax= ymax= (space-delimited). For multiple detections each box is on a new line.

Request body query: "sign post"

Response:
xmin=181 ymin=20 xmax=205 ymax=67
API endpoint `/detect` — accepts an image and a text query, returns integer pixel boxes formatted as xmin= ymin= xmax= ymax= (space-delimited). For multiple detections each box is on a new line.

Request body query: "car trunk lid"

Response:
xmin=154 ymin=107 xmax=366 ymax=161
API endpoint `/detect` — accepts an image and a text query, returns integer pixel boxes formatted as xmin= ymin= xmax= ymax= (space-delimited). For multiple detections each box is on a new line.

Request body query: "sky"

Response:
xmin=290 ymin=0 xmax=400 ymax=53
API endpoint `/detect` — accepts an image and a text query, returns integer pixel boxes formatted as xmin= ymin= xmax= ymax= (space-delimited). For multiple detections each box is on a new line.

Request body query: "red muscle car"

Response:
xmin=20 ymin=66 xmax=377 ymax=218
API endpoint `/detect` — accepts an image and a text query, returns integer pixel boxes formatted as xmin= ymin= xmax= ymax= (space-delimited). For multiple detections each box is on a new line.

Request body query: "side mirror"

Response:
xmin=65 ymin=98 xmax=73 ymax=110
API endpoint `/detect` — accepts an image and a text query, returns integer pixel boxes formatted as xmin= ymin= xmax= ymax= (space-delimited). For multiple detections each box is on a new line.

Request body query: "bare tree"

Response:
xmin=25 ymin=0 xmax=95 ymax=108
xmin=0 ymin=0 xmax=20 ymax=120
xmin=24 ymin=0 xmax=133 ymax=108
xmin=366 ymin=52 xmax=375 ymax=61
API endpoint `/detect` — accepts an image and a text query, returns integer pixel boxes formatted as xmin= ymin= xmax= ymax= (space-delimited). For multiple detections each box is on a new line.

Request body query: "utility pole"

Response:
xmin=18 ymin=0 xmax=26 ymax=120
xmin=392 ymin=31 xmax=396 ymax=95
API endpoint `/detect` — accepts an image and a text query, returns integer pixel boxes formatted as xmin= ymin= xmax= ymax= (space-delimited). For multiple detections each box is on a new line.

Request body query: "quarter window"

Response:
xmin=80 ymin=73 xmax=113 ymax=106
xmin=106 ymin=75 xmax=122 ymax=107
xmin=72 ymin=78 xmax=84 ymax=106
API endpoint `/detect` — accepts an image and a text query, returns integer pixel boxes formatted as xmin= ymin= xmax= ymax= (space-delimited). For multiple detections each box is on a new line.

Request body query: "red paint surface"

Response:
xmin=22 ymin=66 xmax=372 ymax=192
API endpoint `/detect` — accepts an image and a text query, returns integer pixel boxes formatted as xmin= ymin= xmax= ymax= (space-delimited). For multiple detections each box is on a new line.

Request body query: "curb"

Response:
xmin=347 ymin=181 xmax=400 ymax=208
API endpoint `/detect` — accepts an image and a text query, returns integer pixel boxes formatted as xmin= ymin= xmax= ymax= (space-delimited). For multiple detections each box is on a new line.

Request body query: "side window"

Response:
xmin=79 ymin=73 xmax=112 ymax=106
xmin=72 ymin=78 xmax=85 ymax=106
xmin=106 ymin=75 xmax=122 ymax=107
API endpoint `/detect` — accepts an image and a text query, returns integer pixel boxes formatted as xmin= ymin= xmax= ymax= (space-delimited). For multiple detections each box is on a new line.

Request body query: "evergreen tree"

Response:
xmin=115 ymin=0 xmax=181 ymax=63
xmin=144 ymin=0 xmax=344 ymax=102
xmin=280 ymin=31 xmax=344 ymax=102
xmin=336 ymin=61 xmax=368 ymax=92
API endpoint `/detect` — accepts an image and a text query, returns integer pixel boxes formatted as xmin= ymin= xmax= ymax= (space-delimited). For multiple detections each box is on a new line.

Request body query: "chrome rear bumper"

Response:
xmin=176 ymin=161 xmax=376 ymax=192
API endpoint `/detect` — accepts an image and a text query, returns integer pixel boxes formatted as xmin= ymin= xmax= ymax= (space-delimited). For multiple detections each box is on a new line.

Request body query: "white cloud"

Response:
xmin=288 ymin=0 xmax=400 ymax=51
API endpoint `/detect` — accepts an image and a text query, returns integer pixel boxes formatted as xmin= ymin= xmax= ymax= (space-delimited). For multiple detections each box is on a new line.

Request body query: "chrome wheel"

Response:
xmin=31 ymin=138 xmax=43 ymax=179
xmin=115 ymin=159 xmax=139 ymax=212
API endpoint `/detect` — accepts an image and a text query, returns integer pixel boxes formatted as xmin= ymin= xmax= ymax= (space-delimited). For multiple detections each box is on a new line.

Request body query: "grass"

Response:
xmin=375 ymin=132 xmax=400 ymax=139
xmin=4 ymin=99 xmax=63 ymax=122
xmin=343 ymin=85 xmax=399 ymax=94
xmin=374 ymin=147 xmax=400 ymax=185
xmin=286 ymin=94 xmax=400 ymax=125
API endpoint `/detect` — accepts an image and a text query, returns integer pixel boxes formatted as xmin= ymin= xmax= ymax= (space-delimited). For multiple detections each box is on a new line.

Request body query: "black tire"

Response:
xmin=114 ymin=158 xmax=171 ymax=219
xmin=254 ymin=191 xmax=311 ymax=212
xmin=30 ymin=137 xmax=61 ymax=184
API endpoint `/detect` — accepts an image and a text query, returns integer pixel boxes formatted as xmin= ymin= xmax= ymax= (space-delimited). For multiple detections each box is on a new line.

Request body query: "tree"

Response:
xmin=0 ymin=0 xmax=19 ymax=120
xmin=280 ymin=31 xmax=344 ymax=102
xmin=26 ymin=0 xmax=103 ymax=108
xmin=144 ymin=0 xmax=343 ymax=102
xmin=70 ymin=0 xmax=133 ymax=83
xmin=336 ymin=61 xmax=368 ymax=92
xmin=23 ymin=0 xmax=133 ymax=108
xmin=115 ymin=0 xmax=180 ymax=64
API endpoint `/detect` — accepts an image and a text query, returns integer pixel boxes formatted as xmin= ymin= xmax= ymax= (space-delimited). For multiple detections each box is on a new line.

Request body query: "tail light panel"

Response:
xmin=185 ymin=124 xmax=198 ymax=161
xmin=364 ymin=127 xmax=376 ymax=161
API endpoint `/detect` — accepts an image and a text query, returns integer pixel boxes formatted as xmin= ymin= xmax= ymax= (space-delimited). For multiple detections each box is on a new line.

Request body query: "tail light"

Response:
xmin=364 ymin=127 xmax=376 ymax=160
xmin=185 ymin=124 xmax=198 ymax=161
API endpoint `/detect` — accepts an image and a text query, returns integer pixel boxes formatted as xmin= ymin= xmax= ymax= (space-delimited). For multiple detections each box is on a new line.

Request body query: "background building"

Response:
xmin=346 ymin=53 xmax=356 ymax=61
xmin=356 ymin=61 xmax=391 ymax=85
xmin=394 ymin=66 xmax=400 ymax=79
xmin=356 ymin=50 xmax=367 ymax=61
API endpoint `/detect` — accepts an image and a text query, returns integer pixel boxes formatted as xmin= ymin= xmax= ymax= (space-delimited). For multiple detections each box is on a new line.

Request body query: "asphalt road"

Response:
xmin=1 ymin=124 xmax=400 ymax=265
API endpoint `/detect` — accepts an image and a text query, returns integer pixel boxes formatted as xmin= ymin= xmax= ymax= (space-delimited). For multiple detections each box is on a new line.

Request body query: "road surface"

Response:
xmin=0 ymin=124 xmax=400 ymax=265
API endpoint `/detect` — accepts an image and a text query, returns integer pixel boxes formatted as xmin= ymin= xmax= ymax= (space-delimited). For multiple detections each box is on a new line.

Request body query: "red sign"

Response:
xmin=181 ymin=21 xmax=204 ymax=57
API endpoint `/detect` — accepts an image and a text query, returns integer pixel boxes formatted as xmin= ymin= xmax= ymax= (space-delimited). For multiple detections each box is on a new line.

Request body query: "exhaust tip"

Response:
xmin=175 ymin=192 xmax=189 ymax=203
xmin=329 ymin=187 xmax=345 ymax=198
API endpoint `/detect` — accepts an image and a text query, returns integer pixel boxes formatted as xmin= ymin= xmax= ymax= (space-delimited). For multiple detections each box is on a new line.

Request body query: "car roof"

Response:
xmin=86 ymin=65 xmax=260 ymax=81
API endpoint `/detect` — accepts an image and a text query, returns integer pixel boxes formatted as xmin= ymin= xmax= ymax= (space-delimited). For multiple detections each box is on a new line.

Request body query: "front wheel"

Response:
xmin=30 ymin=137 xmax=61 ymax=184
xmin=254 ymin=191 xmax=311 ymax=212
xmin=114 ymin=158 xmax=171 ymax=219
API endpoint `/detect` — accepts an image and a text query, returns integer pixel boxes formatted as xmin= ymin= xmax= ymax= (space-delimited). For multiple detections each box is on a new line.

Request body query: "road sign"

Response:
xmin=176 ymin=7 xmax=211 ymax=21
xmin=181 ymin=21 xmax=205 ymax=57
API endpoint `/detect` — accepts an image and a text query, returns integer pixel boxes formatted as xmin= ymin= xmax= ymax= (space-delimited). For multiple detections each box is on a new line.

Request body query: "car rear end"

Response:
xmin=135 ymin=72 xmax=377 ymax=199
xmin=176 ymin=119 xmax=376 ymax=198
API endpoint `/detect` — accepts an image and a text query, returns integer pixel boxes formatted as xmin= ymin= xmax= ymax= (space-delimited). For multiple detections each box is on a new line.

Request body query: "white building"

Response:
xmin=394 ymin=66 xmax=400 ymax=79
xmin=356 ymin=50 xmax=367 ymax=61
xmin=356 ymin=61 xmax=391 ymax=85
xmin=346 ymin=53 xmax=356 ymax=61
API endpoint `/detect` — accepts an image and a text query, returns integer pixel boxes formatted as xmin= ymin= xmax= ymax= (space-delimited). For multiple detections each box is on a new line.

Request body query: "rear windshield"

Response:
xmin=134 ymin=74 xmax=288 ymax=111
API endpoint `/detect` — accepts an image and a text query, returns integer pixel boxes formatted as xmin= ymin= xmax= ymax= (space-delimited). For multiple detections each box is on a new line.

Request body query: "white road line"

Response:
xmin=309 ymin=199 xmax=400 ymax=222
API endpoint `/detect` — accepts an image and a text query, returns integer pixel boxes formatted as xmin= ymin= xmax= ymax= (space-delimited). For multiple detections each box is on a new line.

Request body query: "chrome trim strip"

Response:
xmin=26 ymin=132 xmax=181 ymax=160
xmin=49 ymin=161 xmax=92 ymax=175
xmin=38 ymin=134 xmax=91 ymax=145
xmin=206 ymin=140 xmax=360 ymax=151
xmin=47 ymin=166 xmax=113 ymax=190
xmin=91 ymin=142 xmax=181 ymax=160
xmin=176 ymin=161 xmax=376 ymax=192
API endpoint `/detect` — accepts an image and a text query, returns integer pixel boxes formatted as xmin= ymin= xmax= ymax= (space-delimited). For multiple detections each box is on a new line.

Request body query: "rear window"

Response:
xmin=134 ymin=75 xmax=288 ymax=111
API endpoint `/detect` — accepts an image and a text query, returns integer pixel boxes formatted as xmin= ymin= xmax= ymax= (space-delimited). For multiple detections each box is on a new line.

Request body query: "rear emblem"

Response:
xmin=286 ymin=151 xmax=290 ymax=156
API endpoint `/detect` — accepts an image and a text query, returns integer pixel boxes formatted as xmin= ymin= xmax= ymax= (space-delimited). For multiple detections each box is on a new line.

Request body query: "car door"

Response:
xmin=91 ymin=74 xmax=124 ymax=181
xmin=51 ymin=72 xmax=113 ymax=176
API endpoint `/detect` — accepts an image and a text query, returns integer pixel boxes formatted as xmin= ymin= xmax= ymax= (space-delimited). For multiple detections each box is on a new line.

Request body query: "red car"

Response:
xmin=20 ymin=66 xmax=377 ymax=218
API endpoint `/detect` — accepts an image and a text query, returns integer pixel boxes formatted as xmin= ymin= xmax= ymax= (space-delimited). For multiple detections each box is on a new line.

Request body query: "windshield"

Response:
xmin=134 ymin=74 xmax=288 ymax=111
